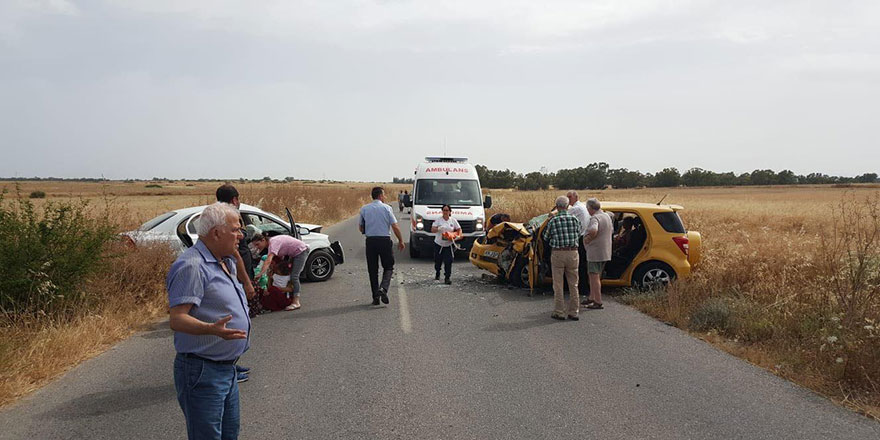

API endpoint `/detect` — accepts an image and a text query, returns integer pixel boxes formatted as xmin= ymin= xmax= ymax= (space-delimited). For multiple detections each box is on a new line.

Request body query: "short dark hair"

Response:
xmin=371 ymin=186 xmax=384 ymax=200
xmin=216 ymin=184 xmax=239 ymax=203
xmin=441 ymin=204 xmax=452 ymax=212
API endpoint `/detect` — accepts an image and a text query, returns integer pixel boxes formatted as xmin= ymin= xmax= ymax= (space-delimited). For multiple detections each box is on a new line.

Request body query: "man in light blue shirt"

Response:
xmin=167 ymin=202 xmax=250 ymax=440
xmin=358 ymin=186 xmax=405 ymax=305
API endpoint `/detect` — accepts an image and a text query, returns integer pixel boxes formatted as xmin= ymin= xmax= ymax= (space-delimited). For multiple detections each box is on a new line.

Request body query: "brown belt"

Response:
xmin=554 ymin=246 xmax=578 ymax=251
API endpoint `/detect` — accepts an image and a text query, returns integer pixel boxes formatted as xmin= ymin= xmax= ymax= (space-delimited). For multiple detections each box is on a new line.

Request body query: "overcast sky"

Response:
xmin=1 ymin=0 xmax=878 ymax=181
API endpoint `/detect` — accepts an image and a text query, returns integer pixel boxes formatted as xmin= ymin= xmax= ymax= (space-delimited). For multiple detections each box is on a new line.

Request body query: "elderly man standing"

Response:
xmin=167 ymin=202 xmax=250 ymax=440
xmin=566 ymin=191 xmax=590 ymax=298
xmin=542 ymin=195 xmax=582 ymax=321
xmin=583 ymin=198 xmax=613 ymax=310
xmin=359 ymin=186 xmax=405 ymax=305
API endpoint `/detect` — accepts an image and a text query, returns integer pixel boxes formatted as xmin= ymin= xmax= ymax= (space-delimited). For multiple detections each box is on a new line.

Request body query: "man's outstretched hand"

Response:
xmin=210 ymin=315 xmax=247 ymax=340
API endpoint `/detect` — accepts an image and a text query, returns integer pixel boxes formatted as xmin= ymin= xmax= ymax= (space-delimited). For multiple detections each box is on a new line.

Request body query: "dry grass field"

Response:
xmin=2 ymin=181 xmax=878 ymax=419
xmin=2 ymin=180 xmax=409 ymax=230
xmin=486 ymin=185 xmax=880 ymax=419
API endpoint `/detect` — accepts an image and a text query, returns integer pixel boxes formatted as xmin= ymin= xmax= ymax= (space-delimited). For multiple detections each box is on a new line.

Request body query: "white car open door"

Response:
xmin=286 ymin=208 xmax=302 ymax=240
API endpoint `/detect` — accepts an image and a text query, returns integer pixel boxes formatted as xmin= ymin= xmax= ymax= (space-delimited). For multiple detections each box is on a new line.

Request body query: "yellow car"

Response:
xmin=469 ymin=202 xmax=701 ymax=289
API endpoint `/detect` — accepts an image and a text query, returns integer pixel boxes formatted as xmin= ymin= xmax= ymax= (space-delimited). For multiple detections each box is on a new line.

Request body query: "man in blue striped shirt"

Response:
xmin=358 ymin=186 xmax=405 ymax=305
xmin=167 ymin=202 xmax=251 ymax=440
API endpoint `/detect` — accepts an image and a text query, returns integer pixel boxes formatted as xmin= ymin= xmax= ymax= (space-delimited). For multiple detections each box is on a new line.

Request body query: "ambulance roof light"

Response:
xmin=425 ymin=156 xmax=468 ymax=163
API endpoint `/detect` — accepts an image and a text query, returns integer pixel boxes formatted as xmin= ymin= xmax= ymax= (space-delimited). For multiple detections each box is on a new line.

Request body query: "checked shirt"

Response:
xmin=542 ymin=209 xmax=582 ymax=249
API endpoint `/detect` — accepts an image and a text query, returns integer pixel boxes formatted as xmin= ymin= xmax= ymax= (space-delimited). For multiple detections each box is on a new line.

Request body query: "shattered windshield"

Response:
xmin=527 ymin=213 xmax=549 ymax=231
xmin=414 ymin=179 xmax=482 ymax=206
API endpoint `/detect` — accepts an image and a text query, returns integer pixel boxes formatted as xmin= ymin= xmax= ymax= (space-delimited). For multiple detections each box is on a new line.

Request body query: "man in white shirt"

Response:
xmin=567 ymin=191 xmax=590 ymax=298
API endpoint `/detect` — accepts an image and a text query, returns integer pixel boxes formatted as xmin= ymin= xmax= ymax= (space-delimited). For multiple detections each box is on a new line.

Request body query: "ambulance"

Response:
xmin=403 ymin=157 xmax=493 ymax=258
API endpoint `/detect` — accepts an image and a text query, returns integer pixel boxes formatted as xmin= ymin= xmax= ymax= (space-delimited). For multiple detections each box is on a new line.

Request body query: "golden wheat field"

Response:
xmin=1 ymin=181 xmax=878 ymax=418
xmin=2 ymin=180 xmax=411 ymax=230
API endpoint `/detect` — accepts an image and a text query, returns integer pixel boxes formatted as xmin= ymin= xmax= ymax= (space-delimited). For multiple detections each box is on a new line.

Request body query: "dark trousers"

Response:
xmin=366 ymin=236 xmax=394 ymax=297
xmin=434 ymin=243 xmax=453 ymax=279
xmin=578 ymin=235 xmax=589 ymax=295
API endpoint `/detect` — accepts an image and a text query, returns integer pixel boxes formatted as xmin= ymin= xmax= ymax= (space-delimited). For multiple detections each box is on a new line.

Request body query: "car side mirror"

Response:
xmin=403 ymin=194 xmax=412 ymax=207
xmin=299 ymin=226 xmax=311 ymax=236
xmin=483 ymin=195 xmax=492 ymax=209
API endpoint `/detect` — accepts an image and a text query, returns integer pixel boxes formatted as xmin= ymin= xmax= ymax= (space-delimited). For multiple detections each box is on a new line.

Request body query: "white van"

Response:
xmin=403 ymin=157 xmax=492 ymax=258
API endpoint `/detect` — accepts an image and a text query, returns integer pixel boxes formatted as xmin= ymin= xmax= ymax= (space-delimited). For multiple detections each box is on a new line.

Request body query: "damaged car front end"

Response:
xmin=469 ymin=213 xmax=553 ymax=291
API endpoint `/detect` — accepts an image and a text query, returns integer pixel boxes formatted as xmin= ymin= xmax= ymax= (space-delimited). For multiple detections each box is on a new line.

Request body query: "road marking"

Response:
xmin=398 ymin=273 xmax=412 ymax=334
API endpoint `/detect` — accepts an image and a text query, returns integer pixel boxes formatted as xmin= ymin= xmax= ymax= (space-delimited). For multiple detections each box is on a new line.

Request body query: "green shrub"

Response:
xmin=28 ymin=191 xmax=46 ymax=199
xmin=689 ymin=297 xmax=732 ymax=333
xmin=0 ymin=194 xmax=117 ymax=317
xmin=731 ymin=310 xmax=775 ymax=343
xmin=144 ymin=184 xmax=162 ymax=188
xmin=618 ymin=287 xmax=667 ymax=305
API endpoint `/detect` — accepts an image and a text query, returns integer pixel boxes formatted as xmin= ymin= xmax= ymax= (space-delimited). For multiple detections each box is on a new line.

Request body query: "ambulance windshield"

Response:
xmin=414 ymin=179 xmax=482 ymax=206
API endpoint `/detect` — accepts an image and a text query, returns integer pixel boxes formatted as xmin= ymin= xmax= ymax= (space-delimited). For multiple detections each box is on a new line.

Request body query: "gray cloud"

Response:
xmin=1 ymin=1 xmax=878 ymax=180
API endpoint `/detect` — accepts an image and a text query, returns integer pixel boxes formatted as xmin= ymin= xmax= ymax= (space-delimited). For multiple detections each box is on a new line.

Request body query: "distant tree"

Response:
xmin=554 ymin=162 xmax=609 ymax=190
xmin=802 ymin=173 xmax=833 ymax=184
xmin=716 ymin=172 xmax=738 ymax=186
xmin=652 ymin=168 xmax=681 ymax=187
xmin=476 ymin=164 xmax=519 ymax=188
xmin=583 ymin=162 xmax=609 ymax=189
xmin=855 ymin=173 xmax=878 ymax=183
xmin=776 ymin=170 xmax=797 ymax=185
xmin=516 ymin=171 xmax=552 ymax=191
xmin=607 ymin=168 xmax=647 ymax=189
xmin=682 ymin=168 xmax=718 ymax=187
xmin=749 ymin=169 xmax=777 ymax=185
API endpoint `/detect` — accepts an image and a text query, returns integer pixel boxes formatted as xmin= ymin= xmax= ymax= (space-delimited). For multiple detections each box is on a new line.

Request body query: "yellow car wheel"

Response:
xmin=510 ymin=258 xmax=530 ymax=288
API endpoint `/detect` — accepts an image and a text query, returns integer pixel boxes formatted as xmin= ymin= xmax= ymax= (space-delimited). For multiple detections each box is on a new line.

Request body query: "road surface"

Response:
xmin=1 ymin=205 xmax=878 ymax=439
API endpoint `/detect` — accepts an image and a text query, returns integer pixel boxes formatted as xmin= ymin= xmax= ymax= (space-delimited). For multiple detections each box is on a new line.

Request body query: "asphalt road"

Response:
xmin=1 ymin=205 xmax=879 ymax=440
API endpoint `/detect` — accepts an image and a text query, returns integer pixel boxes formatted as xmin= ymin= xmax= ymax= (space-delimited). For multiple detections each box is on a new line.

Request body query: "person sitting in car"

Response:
xmin=615 ymin=217 xmax=646 ymax=259
xmin=613 ymin=217 xmax=635 ymax=249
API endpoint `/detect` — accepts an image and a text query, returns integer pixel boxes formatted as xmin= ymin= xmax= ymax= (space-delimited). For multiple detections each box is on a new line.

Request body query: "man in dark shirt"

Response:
xmin=216 ymin=184 xmax=255 ymax=383
xmin=216 ymin=184 xmax=255 ymax=298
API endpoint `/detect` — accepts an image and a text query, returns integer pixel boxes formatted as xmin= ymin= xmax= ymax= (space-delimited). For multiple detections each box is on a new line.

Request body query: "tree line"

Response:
xmin=474 ymin=163 xmax=879 ymax=190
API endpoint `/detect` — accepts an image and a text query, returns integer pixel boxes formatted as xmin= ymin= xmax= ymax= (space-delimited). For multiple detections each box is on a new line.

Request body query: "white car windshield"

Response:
xmin=138 ymin=212 xmax=175 ymax=231
xmin=414 ymin=179 xmax=481 ymax=206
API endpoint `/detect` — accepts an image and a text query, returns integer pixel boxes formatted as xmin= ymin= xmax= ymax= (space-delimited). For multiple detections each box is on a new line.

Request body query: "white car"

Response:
xmin=123 ymin=203 xmax=344 ymax=282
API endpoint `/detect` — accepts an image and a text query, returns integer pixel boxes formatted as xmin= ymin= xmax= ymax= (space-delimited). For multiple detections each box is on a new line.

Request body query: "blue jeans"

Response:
xmin=174 ymin=354 xmax=240 ymax=440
